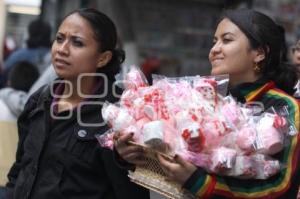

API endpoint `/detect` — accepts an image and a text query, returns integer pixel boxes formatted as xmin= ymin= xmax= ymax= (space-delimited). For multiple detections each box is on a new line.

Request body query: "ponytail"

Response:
xmin=97 ymin=49 xmax=125 ymax=81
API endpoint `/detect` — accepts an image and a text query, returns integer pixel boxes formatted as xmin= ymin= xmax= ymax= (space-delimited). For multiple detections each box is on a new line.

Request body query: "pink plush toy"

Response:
xmin=256 ymin=114 xmax=284 ymax=155
xmin=181 ymin=122 xmax=205 ymax=152
xmin=236 ymin=126 xmax=256 ymax=153
xmin=194 ymin=78 xmax=218 ymax=109
xmin=96 ymin=132 xmax=114 ymax=150
xmin=201 ymin=118 xmax=227 ymax=150
xmin=102 ymin=104 xmax=134 ymax=131
xmin=252 ymin=154 xmax=281 ymax=179
xmin=175 ymin=111 xmax=194 ymax=130
xmin=124 ymin=67 xmax=147 ymax=89
xmin=221 ymin=102 xmax=243 ymax=128
xmin=120 ymin=89 xmax=139 ymax=108
xmin=194 ymin=79 xmax=217 ymax=100
xmin=262 ymin=160 xmax=281 ymax=178
xmin=102 ymin=104 xmax=119 ymax=125
xmin=233 ymin=156 xmax=257 ymax=178
xmin=273 ymin=115 xmax=287 ymax=129
xmin=210 ymin=147 xmax=237 ymax=172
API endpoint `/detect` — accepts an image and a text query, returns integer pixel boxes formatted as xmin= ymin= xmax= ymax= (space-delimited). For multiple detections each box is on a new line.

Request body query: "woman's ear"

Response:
xmin=96 ymin=51 xmax=112 ymax=68
xmin=253 ymin=46 xmax=267 ymax=63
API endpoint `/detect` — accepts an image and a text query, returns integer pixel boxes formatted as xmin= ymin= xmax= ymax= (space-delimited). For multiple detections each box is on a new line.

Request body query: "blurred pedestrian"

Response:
xmin=0 ymin=61 xmax=39 ymax=199
xmin=0 ymin=61 xmax=39 ymax=120
xmin=4 ymin=19 xmax=52 ymax=73
xmin=291 ymin=39 xmax=300 ymax=69
xmin=291 ymin=39 xmax=300 ymax=98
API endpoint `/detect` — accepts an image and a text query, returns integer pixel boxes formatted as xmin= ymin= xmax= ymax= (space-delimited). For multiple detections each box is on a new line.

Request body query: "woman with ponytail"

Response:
xmin=157 ymin=9 xmax=300 ymax=199
xmin=5 ymin=8 xmax=149 ymax=199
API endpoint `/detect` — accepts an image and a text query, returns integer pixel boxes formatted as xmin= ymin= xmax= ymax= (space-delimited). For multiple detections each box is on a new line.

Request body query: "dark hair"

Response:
xmin=27 ymin=19 xmax=52 ymax=48
xmin=65 ymin=8 xmax=125 ymax=81
xmin=221 ymin=9 xmax=297 ymax=95
xmin=8 ymin=61 xmax=39 ymax=92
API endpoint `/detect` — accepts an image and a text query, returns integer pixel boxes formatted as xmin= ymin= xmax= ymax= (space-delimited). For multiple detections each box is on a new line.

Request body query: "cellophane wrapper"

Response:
xmin=96 ymin=65 xmax=297 ymax=197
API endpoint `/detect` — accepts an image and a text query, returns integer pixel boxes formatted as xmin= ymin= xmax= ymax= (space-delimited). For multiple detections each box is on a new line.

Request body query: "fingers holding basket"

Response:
xmin=121 ymin=147 xmax=147 ymax=165
xmin=114 ymin=132 xmax=147 ymax=165
xmin=157 ymin=154 xmax=197 ymax=186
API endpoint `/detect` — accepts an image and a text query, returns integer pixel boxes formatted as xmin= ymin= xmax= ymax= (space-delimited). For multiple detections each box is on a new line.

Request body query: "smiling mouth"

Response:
xmin=211 ymin=59 xmax=223 ymax=65
xmin=54 ymin=59 xmax=70 ymax=67
xmin=212 ymin=57 xmax=223 ymax=61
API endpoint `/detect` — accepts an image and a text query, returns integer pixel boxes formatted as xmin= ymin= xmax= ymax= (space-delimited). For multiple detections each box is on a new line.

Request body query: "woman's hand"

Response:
xmin=114 ymin=132 xmax=147 ymax=165
xmin=157 ymin=154 xmax=197 ymax=186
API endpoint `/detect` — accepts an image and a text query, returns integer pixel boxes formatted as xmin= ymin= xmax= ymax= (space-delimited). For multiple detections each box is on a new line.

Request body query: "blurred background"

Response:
xmin=0 ymin=0 xmax=300 ymax=77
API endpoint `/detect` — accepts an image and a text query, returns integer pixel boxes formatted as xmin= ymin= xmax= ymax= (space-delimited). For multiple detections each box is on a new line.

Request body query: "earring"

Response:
xmin=253 ymin=63 xmax=261 ymax=73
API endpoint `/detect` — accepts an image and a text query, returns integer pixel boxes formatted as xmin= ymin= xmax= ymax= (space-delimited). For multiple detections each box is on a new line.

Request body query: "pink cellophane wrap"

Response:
xmin=97 ymin=65 xmax=296 ymax=180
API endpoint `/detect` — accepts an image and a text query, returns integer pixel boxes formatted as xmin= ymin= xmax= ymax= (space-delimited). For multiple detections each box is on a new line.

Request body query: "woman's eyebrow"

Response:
xmin=221 ymin=32 xmax=235 ymax=37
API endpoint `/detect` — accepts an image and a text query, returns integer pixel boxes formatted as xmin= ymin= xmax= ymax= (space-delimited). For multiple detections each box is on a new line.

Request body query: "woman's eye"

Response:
xmin=72 ymin=39 xmax=83 ymax=47
xmin=55 ymin=35 xmax=64 ymax=43
xmin=223 ymin=38 xmax=232 ymax=43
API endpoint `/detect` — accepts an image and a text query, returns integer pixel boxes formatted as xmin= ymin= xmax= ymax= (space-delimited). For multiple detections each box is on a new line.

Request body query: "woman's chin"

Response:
xmin=55 ymin=72 xmax=75 ymax=81
xmin=211 ymin=68 xmax=223 ymax=76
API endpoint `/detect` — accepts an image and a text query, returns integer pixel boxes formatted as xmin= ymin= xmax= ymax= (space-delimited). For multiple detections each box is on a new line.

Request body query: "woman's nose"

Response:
xmin=57 ymin=41 xmax=69 ymax=55
xmin=210 ymin=42 xmax=221 ymax=54
xmin=209 ymin=42 xmax=221 ymax=61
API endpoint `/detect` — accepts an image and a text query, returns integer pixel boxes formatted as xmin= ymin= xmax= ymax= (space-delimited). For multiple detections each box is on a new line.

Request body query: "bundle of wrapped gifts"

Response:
xmin=97 ymin=65 xmax=297 ymax=180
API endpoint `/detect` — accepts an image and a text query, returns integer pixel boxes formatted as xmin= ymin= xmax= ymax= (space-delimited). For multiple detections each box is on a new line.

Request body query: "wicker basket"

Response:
xmin=127 ymin=142 xmax=195 ymax=199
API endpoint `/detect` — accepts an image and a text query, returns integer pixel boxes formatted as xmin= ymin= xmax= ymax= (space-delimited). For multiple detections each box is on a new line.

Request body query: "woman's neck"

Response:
xmin=56 ymin=77 xmax=97 ymax=113
xmin=229 ymin=73 xmax=261 ymax=88
xmin=61 ymin=77 xmax=96 ymax=105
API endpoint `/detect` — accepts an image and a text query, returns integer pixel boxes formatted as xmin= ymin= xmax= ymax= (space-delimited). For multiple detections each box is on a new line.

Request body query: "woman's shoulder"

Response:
xmin=28 ymin=85 xmax=50 ymax=101
xmin=23 ymin=85 xmax=50 ymax=111
xmin=265 ymin=87 xmax=300 ymax=128
xmin=266 ymin=87 xmax=299 ymax=107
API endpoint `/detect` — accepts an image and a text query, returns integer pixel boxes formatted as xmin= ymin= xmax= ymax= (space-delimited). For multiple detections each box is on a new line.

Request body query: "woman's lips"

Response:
xmin=54 ymin=58 xmax=70 ymax=68
xmin=211 ymin=58 xmax=223 ymax=66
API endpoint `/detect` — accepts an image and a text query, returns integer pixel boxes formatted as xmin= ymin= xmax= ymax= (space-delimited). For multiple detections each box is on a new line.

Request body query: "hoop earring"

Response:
xmin=253 ymin=63 xmax=261 ymax=73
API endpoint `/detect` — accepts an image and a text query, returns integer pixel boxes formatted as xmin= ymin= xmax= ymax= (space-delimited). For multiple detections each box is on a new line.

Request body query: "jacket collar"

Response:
xmin=229 ymin=78 xmax=275 ymax=103
xmin=35 ymin=77 xmax=121 ymax=113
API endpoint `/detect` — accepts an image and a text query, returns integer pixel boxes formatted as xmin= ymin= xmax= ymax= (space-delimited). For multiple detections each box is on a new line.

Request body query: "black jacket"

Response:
xmin=5 ymin=81 xmax=149 ymax=199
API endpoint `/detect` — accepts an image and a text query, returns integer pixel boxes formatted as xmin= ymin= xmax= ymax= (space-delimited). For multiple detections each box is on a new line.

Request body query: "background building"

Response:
xmin=1 ymin=0 xmax=300 ymax=76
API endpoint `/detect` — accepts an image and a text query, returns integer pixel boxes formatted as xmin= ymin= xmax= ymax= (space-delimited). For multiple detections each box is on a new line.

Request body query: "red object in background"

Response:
xmin=3 ymin=36 xmax=17 ymax=61
xmin=141 ymin=57 xmax=161 ymax=78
